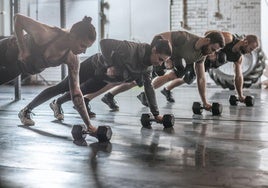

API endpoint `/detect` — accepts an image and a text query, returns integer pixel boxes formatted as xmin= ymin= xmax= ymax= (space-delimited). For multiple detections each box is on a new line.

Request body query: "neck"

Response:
xmin=195 ymin=38 xmax=204 ymax=50
xmin=57 ymin=34 xmax=71 ymax=50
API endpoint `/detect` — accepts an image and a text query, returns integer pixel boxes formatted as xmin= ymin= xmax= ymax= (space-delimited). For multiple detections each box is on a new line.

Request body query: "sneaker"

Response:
xmin=18 ymin=107 xmax=35 ymax=126
xmin=50 ymin=100 xmax=64 ymax=120
xmin=161 ymin=88 xmax=175 ymax=103
xmin=101 ymin=93 xmax=119 ymax=110
xmin=137 ymin=92 xmax=149 ymax=107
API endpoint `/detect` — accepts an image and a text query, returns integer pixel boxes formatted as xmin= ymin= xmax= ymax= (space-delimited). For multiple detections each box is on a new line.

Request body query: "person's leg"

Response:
xmin=84 ymin=83 xmax=119 ymax=101
xmin=157 ymin=59 xmax=186 ymax=103
xmin=81 ymin=82 xmax=119 ymax=117
xmin=19 ymin=77 xmax=70 ymax=125
xmin=161 ymin=64 xmax=196 ymax=103
xmin=151 ymin=70 xmax=177 ymax=89
xmin=136 ymin=71 xmax=178 ymax=106
xmin=165 ymin=78 xmax=185 ymax=90
xmin=101 ymin=81 xmax=137 ymax=110
xmin=160 ymin=78 xmax=185 ymax=103
xmin=51 ymin=78 xmax=108 ymax=119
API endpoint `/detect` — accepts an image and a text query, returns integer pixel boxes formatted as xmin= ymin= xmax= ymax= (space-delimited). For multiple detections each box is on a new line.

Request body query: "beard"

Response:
xmin=239 ymin=46 xmax=247 ymax=54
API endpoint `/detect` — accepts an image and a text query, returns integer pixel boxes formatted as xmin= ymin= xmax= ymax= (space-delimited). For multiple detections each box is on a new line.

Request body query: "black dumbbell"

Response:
xmin=192 ymin=102 xmax=222 ymax=116
xmin=229 ymin=95 xmax=254 ymax=107
xmin=140 ymin=113 xmax=175 ymax=128
xmin=71 ymin=125 xmax=112 ymax=145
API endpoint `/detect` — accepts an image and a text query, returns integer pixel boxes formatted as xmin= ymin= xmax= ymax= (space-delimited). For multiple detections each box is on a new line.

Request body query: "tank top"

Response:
xmin=171 ymin=31 xmax=204 ymax=64
xmin=221 ymin=35 xmax=241 ymax=62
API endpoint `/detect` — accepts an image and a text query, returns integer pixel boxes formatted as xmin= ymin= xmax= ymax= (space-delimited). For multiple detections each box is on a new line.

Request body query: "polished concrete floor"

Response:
xmin=1 ymin=84 xmax=268 ymax=188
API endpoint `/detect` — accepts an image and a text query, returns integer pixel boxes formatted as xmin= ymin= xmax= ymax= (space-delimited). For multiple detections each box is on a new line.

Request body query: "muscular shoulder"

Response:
xmin=221 ymin=31 xmax=233 ymax=44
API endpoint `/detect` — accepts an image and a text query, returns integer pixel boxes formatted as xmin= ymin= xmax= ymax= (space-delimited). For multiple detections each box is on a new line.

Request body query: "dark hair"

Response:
xmin=70 ymin=16 xmax=96 ymax=41
xmin=150 ymin=35 xmax=164 ymax=47
xmin=245 ymin=35 xmax=260 ymax=47
xmin=205 ymin=31 xmax=225 ymax=48
xmin=152 ymin=39 xmax=172 ymax=56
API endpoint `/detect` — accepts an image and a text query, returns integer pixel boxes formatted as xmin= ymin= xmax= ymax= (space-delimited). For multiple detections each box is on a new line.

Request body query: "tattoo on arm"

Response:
xmin=67 ymin=55 xmax=91 ymax=126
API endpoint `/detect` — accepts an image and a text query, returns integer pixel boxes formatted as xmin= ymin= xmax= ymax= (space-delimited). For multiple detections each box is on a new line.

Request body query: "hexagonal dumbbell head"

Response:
xmin=140 ymin=113 xmax=152 ymax=128
xmin=211 ymin=103 xmax=223 ymax=116
xmin=192 ymin=102 xmax=203 ymax=115
xmin=229 ymin=95 xmax=238 ymax=106
xmin=244 ymin=96 xmax=254 ymax=107
xmin=96 ymin=126 xmax=113 ymax=142
xmin=71 ymin=125 xmax=87 ymax=146
xmin=162 ymin=114 xmax=175 ymax=128
xmin=71 ymin=125 xmax=86 ymax=140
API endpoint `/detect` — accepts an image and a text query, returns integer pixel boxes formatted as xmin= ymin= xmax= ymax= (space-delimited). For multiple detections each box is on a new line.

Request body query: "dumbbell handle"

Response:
xmin=142 ymin=115 xmax=163 ymax=123
xmin=231 ymin=95 xmax=251 ymax=103
xmin=148 ymin=118 xmax=158 ymax=122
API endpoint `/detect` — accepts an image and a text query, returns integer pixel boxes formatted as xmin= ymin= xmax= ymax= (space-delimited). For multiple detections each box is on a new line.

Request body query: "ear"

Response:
xmin=243 ymin=39 xmax=248 ymax=45
xmin=204 ymin=38 xmax=211 ymax=45
xmin=152 ymin=46 xmax=157 ymax=54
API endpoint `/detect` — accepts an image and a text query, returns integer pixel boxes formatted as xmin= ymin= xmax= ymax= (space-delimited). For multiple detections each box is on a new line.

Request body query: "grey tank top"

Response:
xmin=171 ymin=31 xmax=204 ymax=64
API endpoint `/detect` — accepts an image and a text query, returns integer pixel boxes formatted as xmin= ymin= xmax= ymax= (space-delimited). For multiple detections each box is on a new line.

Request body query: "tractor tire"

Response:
xmin=208 ymin=48 xmax=266 ymax=90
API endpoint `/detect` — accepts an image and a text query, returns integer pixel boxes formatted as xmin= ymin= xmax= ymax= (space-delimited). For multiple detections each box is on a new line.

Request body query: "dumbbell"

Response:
xmin=71 ymin=125 xmax=112 ymax=145
xmin=192 ymin=102 xmax=222 ymax=116
xmin=229 ymin=95 xmax=254 ymax=107
xmin=140 ymin=113 xmax=175 ymax=128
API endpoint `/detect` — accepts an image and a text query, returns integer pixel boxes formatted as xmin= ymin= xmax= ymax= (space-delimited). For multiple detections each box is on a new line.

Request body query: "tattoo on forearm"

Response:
xmin=72 ymin=94 xmax=91 ymax=125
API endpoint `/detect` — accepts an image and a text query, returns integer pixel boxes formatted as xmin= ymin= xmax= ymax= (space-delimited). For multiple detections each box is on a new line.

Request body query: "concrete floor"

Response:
xmin=1 ymin=85 xmax=268 ymax=188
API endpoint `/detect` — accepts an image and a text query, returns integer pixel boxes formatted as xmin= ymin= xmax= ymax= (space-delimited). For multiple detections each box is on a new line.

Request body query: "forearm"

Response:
xmin=67 ymin=56 xmax=95 ymax=131
xmin=197 ymin=77 xmax=208 ymax=105
xmin=234 ymin=59 xmax=244 ymax=98
xmin=72 ymin=93 xmax=92 ymax=128
xmin=144 ymin=80 xmax=159 ymax=116
xmin=234 ymin=74 xmax=244 ymax=98
xmin=84 ymin=83 xmax=117 ymax=100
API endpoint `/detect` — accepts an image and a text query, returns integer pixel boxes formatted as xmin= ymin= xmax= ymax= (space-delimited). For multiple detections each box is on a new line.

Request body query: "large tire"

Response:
xmin=208 ymin=48 xmax=266 ymax=90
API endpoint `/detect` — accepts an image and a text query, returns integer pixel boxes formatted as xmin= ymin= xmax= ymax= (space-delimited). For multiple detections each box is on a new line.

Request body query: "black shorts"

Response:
xmin=172 ymin=59 xmax=196 ymax=84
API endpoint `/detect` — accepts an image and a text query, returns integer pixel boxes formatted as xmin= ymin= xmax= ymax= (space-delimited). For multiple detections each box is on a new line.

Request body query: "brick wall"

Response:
xmin=170 ymin=0 xmax=261 ymax=85
xmin=171 ymin=0 xmax=261 ymax=37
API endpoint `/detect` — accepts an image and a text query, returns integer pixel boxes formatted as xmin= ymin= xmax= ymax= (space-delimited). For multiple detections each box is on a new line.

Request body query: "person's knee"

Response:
xmin=166 ymin=71 xmax=178 ymax=81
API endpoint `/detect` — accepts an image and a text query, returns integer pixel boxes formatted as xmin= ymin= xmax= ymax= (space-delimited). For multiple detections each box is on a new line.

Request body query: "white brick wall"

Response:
xmin=171 ymin=0 xmax=261 ymax=37
xmin=170 ymin=0 xmax=261 ymax=84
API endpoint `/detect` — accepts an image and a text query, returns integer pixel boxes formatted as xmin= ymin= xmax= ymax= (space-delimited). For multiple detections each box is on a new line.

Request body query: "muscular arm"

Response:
xmin=67 ymin=55 xmax=96 ymax=132
xmin=195 ymin=58 xmax=210 ymax=108
xmin=14 ymin=14 xmax=56 ymax=60
xmin=234 ymin=57 xmax=245 ymax=101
